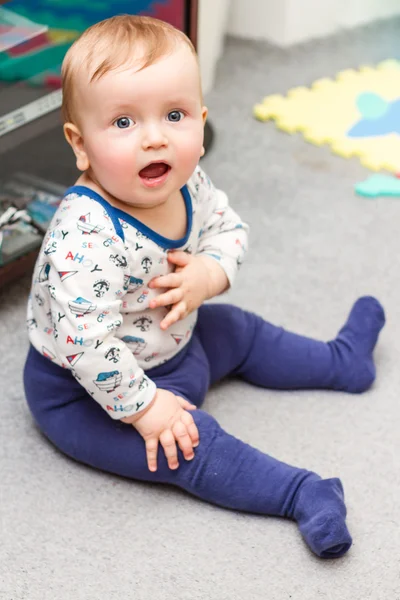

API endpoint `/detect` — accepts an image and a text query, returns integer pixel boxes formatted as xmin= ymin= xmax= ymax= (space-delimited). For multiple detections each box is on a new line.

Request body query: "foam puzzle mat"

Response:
xmin=254 ymin=60 xmax=400 ymax=173
xmin=355 ymin=174 xmax=400 ymax=197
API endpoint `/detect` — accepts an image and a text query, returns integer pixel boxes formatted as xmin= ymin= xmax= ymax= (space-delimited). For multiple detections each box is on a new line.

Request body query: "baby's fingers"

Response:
xmin=180 ymin=410 xmax=200 ymax=448
xmin=145 ymin=437 xmax=159 ymax=472
xmin=149 ymin=272 xmax=182 ymax=290
xmin=160 ymin=301 xmax=187 ymax=330
xmin=167 ymin=251 xmax=192 ymax=267
xmin=172 ymin=420 xmax=195 ymax=462
xmin=159 ymin=429 xmax=179 ymax=470
xmin=150 ymin=288 xmax=184 ymax=310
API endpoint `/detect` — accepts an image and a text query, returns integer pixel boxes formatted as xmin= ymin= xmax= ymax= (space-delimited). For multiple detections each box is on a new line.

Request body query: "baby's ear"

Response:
xmin=200 ymin=107 xmax=208 ymax=157
xmin=63 ymin=122 xmax=90 ymax=171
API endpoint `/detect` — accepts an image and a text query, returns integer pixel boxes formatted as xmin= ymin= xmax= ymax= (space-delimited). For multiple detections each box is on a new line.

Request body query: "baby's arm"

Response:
xmin=45 ymin=229 xmax=154 ymax=421
xmin=195 ymin=166 xmax=249 ymax=288
xmin=40 ymin=198 xmax=198 ymax=468
xmin=149 ymin=166 xmax=249 ymax=328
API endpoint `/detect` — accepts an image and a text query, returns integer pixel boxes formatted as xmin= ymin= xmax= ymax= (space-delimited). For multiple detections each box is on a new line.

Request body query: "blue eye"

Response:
xmin=114 ymin=117 xmax=134 ymax=129
xmin=167 ymin=110 xmax=184 ymax=122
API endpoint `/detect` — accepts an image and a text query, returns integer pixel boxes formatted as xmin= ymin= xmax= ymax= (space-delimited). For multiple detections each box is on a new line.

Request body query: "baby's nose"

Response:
xmin=142 ymin=123 xmax=168 ymax=150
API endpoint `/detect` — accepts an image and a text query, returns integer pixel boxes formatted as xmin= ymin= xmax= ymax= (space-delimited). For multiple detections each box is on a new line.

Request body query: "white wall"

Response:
xmin=196 ymin=0 xmax=400 ymax=95
xmin=342 ymin=0 xmax=400 ymax=27
xmin=228 ymin=0 xmax=400 ymax=46
xmin=198 ymin=0 xmax=231 ymax=95
xmin=225 ymin=0 xmax=289 ymax=46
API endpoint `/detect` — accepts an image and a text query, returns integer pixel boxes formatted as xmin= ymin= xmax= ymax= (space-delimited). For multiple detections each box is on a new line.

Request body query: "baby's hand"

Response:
xmin=148 ymin=251 xmax=228 ymax=330
xmin=122 ymin=388 xmax=199 ymax=472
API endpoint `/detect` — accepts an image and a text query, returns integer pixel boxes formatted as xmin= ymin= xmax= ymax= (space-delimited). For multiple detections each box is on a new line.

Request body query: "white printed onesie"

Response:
xmin=27 ymin=166 xmax=249 ymax=419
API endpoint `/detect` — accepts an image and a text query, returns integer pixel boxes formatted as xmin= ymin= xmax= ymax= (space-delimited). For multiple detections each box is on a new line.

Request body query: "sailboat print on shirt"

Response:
xmin=77 ymin=213 xmax=104 ymax=235
xmin=68 ymin=297 xmax=97 ymax=317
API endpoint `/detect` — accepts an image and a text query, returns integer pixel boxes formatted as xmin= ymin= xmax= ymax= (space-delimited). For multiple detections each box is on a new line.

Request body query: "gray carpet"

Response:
xmin=2 ymin=18 xmax=400 ymax=599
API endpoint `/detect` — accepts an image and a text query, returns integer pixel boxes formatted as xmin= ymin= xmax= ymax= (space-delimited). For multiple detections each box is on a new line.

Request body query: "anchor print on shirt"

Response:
xmin=133 ymin=316 xmax=152 ymax=332
xmin=141 ymin=256 xmax=153 ymax=274
xmin=110 ymin=254 xmax=128 ymax=268
xmin=44 ymin=240 xmax=57 ymax=255
xmin=93 ymin=279 xmax=110 ymax=298
xmin=105 ymin=347 xmax=121 ymax=363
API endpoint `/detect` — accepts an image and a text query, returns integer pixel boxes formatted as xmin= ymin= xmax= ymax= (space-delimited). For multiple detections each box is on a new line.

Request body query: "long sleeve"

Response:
xmin=194 ymin=166 xmax=249 ymax=286
xmin=36 ymin=197 xmax=156 ymax=420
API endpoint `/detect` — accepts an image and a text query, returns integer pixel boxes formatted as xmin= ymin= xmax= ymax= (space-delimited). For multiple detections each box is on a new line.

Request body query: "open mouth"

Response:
xmin=139 ymin=162 xmax=171 ymax=187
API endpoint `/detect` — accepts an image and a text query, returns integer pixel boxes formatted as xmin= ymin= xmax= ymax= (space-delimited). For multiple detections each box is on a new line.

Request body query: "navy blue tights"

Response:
xmin=24 ymin=297 xmax=385 ymax=558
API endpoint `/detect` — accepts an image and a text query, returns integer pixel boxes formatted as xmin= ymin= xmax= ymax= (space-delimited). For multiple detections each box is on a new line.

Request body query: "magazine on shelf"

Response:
xmin=0 ymin=5 xmax=48 ymax=54
xmin=0 ymin=172 xmax=65 ymax=266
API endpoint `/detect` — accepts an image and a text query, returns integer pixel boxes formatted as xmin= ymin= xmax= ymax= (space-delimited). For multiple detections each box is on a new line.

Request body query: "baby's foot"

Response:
xmin=329 ymin=296 xmax=385 ymax=393
xmin=292 ymin=478 xmax=352 ymax=558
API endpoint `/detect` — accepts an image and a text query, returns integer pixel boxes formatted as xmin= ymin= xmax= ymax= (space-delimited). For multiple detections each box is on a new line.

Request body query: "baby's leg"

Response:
xmin=24 ymin=353 xmax=351 ymax=558
xmin=196 ymin=297 xmax=385 ymax=392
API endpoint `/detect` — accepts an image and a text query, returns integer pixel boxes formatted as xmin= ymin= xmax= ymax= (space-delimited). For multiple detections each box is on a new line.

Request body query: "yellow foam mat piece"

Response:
xmin=254 ymin=60 xmax=400 ymax=172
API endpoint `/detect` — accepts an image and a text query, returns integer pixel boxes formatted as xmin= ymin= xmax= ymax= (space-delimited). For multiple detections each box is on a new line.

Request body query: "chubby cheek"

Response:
xmin=88 ymin=137 xmax=136 ymax=191
xmin=174 ymin=128 xmax=204 ymax=176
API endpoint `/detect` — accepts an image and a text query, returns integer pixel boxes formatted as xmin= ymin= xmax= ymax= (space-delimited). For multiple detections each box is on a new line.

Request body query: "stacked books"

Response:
xmin=0 ymin=172 xmax=65 ymax=267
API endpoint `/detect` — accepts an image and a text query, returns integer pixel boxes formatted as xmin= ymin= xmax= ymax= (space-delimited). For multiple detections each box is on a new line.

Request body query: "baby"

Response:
xmin=24 ymin=15 xmax=385 ymax=558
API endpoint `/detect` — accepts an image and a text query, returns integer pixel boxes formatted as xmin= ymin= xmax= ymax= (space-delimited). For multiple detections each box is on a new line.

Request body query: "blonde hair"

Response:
xmin=61 ymin=15 xmax=198 ymax=124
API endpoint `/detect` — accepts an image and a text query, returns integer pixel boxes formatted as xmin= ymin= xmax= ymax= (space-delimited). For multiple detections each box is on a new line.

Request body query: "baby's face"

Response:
xmin=73 ymin=43 xmax=206 ymax=208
